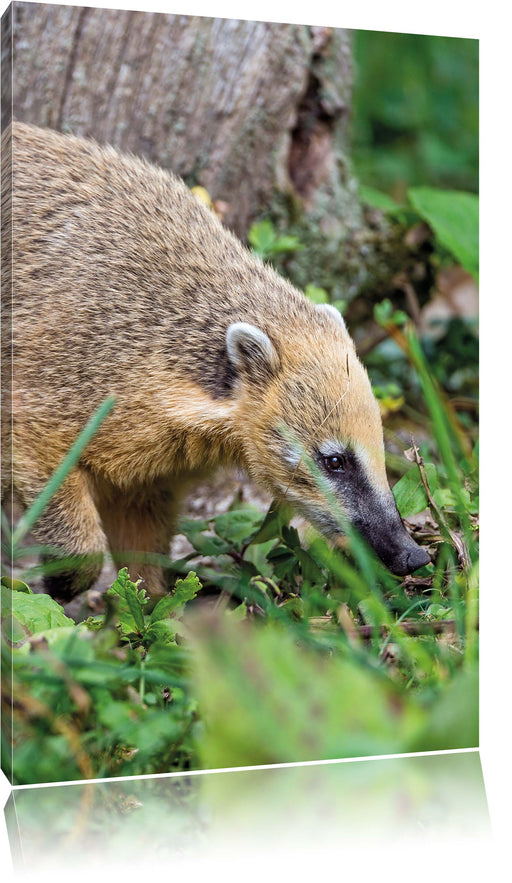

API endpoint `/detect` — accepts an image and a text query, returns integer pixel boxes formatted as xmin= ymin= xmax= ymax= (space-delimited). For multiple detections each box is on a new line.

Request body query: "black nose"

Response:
xmin=406 ymin=546 xmax=431 ymax=572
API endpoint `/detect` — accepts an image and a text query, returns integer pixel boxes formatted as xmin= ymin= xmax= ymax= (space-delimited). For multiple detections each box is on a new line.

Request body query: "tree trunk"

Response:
xmin=5 ymin=3 xmax=420 ymax=303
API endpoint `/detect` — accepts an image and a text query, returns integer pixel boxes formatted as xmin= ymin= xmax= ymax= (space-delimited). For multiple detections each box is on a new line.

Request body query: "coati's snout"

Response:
xmin=350 ymin=498 xmax=431 ymax=576
xmin=316 ymin=445 xmax=431 ymax=576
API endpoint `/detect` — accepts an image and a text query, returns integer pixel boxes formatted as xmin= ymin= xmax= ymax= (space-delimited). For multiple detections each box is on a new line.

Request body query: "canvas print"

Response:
xmin=1 ymin=2 xmax=479 ymax=785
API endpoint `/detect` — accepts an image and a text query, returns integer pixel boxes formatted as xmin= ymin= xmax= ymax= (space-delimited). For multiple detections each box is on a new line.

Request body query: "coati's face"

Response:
xmin=226 ymin=308 xmax=430 ymax=576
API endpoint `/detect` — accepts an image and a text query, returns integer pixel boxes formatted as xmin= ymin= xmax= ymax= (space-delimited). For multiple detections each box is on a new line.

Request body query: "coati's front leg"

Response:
xmin=28 ymin=469 xmax=108 ymax=601
xmin=94 ymin=479 xmax=182 ymax=599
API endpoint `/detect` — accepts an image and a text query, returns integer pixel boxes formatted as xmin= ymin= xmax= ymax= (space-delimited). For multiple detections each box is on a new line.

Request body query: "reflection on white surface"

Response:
xmin=4 ymin=751 xmax=490 ymax=879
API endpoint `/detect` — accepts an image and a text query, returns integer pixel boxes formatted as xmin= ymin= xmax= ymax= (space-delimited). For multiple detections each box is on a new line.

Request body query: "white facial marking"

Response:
xmin=318 ymin=440 xmax=346 ymax=459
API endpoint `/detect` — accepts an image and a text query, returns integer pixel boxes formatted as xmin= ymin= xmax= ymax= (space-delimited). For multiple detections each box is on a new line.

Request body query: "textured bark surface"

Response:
xmin=8 ymin=2 xmax=358 ymax=239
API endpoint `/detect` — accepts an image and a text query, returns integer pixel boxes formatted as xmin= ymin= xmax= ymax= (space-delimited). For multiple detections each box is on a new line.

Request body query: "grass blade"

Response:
xmin=11 ymin=396 xmax=116 ymax=551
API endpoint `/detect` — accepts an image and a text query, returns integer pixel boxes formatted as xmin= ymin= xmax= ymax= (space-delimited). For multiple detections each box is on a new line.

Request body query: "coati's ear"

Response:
xmin=317 ymin=303 xmax=348 ymax=332
xmin=226 ymin=322 xmax=279 ymax=384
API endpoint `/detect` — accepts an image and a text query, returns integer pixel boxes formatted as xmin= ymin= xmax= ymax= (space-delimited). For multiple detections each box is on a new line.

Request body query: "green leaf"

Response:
xmin=213 ymin=508 xmax=263 ymax=548
xmin=107 ymin=567 xmax=148 ymax=634
xmin=266 ymin=546 xmax=298 ymax=581
xmin=425 ymin=603 xmax=453 ymax=619
xmin=374 ymin=298 xmax=408 ymax=327
xmin=124 ymin=583 xmax=146 ymax=632
xmin=248 ymin=219 xmax=303 ymax=259
xmin=359 ymin=185 xmax=402 ymax=213
xmin=249 ymin=503 xmax=289 ymax=545
xmin=407 ymin=187 xmax=478 ymax=280
xmin=294 ymin=549 xmax=325 ymax=587
xmin=374 ymin=299 xmax=393 ymax=325
xmin=248 ymin=219 xmax=275 ymax=255
xmin=281 ymin=525 xmax=301 ymax=552
xmin=227 ymin=602 xmax=248 ymax=622
xmin=176 ymin=517 xmax=210 ymax=536
xmin=150 ymin=572 xmax=202 ymax=625
xmin=171 ymin=572 xmax=202 ymax=610
xmin=1 ymin=576 xmax=32 ymax=593
xmin=177 ymin=518 xmax=231 ymax=556
xmin=268 ymin=235 xmax=303 ymax=255
xmin=393 ymin=463 xmax=439 ymax=518
xmin=1 ymin=585 xmax=74 ymax=638
xmin=145 ymin=620 xmax=178 ymax=645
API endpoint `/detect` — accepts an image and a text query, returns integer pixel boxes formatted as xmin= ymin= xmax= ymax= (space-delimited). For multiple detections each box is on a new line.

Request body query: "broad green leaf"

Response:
xmin=281 ymin=525 xmax=302 ymax=552
xmin=176 ymin=517 xmax=210 ymax=536
xmin=294 ymin=548 xmax=325 ymax=586
xmin=407 ymin=187 xmax=478 ymax=280
xmin=177 ymin=518 xmax=231 ymax=556
xmin=425 ymin=603 xmax=453 ymax=619
xmin=393 ymin=463 xmax=439 ymax=518
xmin=1 ymin=585 xmax=74 ymax=639
xmin=268 ymin=235 xmax=303 ymax=255
xmin=248 ymin=219 xmax=303 ymax=259
xmin=266 ymin=546 xmax=297 ymax=581
xmin=227 ymin=602 xmax=247 ymax=622
xmin=108 ymin=567 xmax=146 ymax=604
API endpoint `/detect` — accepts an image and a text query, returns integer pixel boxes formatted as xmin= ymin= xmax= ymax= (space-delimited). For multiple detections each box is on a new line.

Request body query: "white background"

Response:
xmin=1 ymin=0 xmax=509 ymax=878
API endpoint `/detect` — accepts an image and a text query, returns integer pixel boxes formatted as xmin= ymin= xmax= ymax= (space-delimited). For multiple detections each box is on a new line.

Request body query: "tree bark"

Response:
xmin=6 ymin=3 xmax=421 ymax=303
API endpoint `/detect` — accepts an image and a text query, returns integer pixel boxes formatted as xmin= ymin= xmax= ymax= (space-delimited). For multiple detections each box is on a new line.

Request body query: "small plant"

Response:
xmin=247 ymin=218 xmax=304 ymax=261
xmin=2 ymin=567 xmax=202 ymax=783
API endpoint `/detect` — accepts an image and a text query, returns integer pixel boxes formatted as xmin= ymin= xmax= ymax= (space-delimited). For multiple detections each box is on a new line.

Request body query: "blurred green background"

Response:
xmin=351 ymin=31 xmax=478 ymax=199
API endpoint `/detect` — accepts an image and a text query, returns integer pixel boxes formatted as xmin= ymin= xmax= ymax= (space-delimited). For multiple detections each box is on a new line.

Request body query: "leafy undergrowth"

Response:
xmin=1 ymin=569 xmax=202 ymax=783
xmin=2 ymin=342 xmax=478 ymax=783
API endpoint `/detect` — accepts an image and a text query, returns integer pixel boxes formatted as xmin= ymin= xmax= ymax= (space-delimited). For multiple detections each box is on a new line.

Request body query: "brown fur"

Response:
xmin=2 ymin=122 xmax=424 ymax=599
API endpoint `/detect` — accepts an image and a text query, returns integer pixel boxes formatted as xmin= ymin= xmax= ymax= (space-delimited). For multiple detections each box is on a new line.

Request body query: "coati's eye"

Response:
xmin=322 ymin=454 xmax=346 ymax=474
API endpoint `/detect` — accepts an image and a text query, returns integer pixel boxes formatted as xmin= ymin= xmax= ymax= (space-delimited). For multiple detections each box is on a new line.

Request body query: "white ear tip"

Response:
xmin=317 ymin=303 xmax=346 ymax=330
xmin=226 ymin=322 xmax=278 ymax=371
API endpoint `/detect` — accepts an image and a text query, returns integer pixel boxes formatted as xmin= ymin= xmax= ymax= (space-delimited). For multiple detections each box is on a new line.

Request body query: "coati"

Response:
xmin=2 ymin=121 xmax=430 ymax=599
